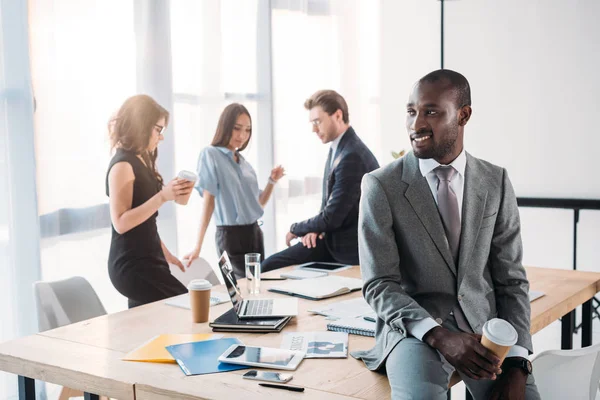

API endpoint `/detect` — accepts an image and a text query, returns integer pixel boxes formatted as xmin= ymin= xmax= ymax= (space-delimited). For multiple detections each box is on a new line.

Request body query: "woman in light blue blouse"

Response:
xmin=183 ymin=103 xmax=284 ymax=278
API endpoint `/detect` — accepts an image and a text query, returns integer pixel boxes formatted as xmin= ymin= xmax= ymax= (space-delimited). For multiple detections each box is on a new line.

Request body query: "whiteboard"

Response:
xmin=445 ymin=0 xmax=600 ymax=199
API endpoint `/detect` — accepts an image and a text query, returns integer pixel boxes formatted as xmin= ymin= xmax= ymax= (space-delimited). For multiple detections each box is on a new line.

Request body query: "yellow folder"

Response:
xmin=122 ymin=333 xmax=223 ymax=363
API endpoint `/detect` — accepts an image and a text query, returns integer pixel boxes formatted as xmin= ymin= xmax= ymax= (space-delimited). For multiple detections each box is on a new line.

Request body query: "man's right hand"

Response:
xmin=285 ymin=231 xmax=298 ymax=247
xmin=424 ymin=326 xmax=502 ymax=381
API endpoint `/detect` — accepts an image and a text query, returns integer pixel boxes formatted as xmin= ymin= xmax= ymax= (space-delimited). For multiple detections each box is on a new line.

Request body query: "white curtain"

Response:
xmin=270 ymin=0 xmax=381 ymax=251
xmin=0 ymin=1 xmax=42 ymax=399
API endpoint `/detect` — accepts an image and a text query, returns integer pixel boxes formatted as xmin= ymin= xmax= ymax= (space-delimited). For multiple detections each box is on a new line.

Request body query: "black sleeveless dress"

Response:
xmin=106 ymin=149 xmax=187 ymax=308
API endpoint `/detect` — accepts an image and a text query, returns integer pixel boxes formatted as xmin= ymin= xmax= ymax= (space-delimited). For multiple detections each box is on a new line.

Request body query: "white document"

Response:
xmin=280 ymin=331 xmax=348 ymax=358
xmin=269 ymin=276 xmax=363 ymax=300
xmin=529 ymin=290 xmax=545 ymax=302
xmin=164 ymin=292 xmax=229 ymax=310
xmin=308 ymin=297 xmax=374 ymax=320
xmin=280 ymin=269 xmax=328 ymax=280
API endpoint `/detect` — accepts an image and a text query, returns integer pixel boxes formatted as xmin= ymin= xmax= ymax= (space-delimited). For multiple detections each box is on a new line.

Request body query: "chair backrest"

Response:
xmin=531 ymin=343 xmax=600 ymax=400
xmin=33 ymin=276 xmax=107 ymax=332
xmin=169 ymin=257 xmax=221 ymax=287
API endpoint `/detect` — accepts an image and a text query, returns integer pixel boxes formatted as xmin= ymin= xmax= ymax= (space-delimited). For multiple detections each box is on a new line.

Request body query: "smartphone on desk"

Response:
xmin=242 ymin=370 xmax=293 ymax=383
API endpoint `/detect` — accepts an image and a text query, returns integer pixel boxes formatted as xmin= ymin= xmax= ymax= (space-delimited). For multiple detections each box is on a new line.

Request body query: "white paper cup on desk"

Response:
xmin=245 ymin=253 xmax=261 ymax=295
xmin=481 ymin=318 xmax=518 ymax=363
xmin=188 ymin=279 xmax=212 ymax=323
xmin=175 ymin=170 xmax=198 ymax=205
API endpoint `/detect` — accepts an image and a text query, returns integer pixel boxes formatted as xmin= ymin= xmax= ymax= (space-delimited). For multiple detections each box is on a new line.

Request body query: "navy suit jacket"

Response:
xmin=290 ymin=127 xmax=379 ymax=264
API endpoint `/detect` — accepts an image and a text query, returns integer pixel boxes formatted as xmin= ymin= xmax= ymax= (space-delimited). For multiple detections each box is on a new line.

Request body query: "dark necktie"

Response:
xmin=321 ymin=148 xmax=333 ymax=211
xmin=434 ymin=165 xmax=470 ymax=331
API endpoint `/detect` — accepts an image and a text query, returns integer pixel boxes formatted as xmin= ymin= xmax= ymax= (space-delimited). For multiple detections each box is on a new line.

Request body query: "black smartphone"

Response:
xmin=242 ymin=370 xmax=293 ymax=383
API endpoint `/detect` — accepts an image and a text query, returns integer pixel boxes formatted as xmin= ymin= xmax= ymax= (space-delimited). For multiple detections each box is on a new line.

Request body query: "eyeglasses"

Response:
xmin=154 ymin=124 xmax=165 ymax=135
xmin=310 ymin=119 xmax=322 ymax=127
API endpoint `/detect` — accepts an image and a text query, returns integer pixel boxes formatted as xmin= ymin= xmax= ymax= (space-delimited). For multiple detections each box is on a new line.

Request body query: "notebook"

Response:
xmin=327 ymin=317 xmax=375 ymax=337
xmin=280 ymin=269 xmax=328 ymax=280
xmin=529 ymin=290 xmax=545 ymax=302
xmin=308 ymin=297 xmax=374 ymax=319
xmin=122 ymin=333 xmax=222 ymax=363
xmin=164 ymin=292 xmax=230 ymax=309
xmin=281 ymin=331 xmax=348 ymax=359
xmin=165 ymin=338 xmax=250 ymax=376
xmin=209 ymin=308 xmax=292 ymax=333
xmin=269 ymin=276 xmax=363 ymax=300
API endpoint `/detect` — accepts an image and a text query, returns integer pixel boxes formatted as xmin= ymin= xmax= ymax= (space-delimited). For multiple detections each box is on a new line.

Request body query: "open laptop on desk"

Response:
xmin=217 ymin=251 xmax=298 ymax=319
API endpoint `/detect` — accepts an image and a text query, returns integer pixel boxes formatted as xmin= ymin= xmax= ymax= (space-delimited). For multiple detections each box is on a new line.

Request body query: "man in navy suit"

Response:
xmin=262 ymin=90 xmax=379 ymax=271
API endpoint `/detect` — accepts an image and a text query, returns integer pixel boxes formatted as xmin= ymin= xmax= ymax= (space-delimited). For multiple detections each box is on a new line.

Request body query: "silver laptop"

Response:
xmin=217 ymin=251 xmax=298 ymax=319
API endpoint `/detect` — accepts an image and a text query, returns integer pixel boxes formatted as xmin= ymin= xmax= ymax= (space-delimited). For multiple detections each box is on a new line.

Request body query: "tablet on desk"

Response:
xmin=218 ymin=344 xmax=305 ymax=371
xmin=296 ymin=262 xmax=352 ymax=273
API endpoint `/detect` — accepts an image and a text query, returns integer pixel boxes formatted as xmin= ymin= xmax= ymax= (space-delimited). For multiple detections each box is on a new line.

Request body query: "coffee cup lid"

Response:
xmin=188 ymin=279 xmax=211 ymax=291
xmin=178 ymin=170 xmax=198 ymax=182
xmin=483 ymin=318 xmax=518 ymax=346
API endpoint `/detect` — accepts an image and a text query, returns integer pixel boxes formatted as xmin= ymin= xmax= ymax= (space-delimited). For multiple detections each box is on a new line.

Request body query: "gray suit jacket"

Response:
xmin=352 ymin=151 xmax=532 ymax=371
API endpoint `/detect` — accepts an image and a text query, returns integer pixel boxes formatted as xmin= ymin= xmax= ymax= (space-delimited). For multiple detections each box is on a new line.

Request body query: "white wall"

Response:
xmin=380 ymin=0 xmax=600 ymax=271
xmin=380 ymin=0 xmax=440 ymax=164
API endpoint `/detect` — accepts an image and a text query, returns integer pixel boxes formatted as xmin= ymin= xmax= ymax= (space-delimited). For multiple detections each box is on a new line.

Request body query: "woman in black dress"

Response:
xmin=106 ymin=95 xmax=194 ymax=308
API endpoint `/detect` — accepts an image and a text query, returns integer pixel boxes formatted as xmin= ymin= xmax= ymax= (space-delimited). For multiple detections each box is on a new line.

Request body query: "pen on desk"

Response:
xmin=259 ymin=383 xmax=305 ymax=392
xmin=363 ymin=316 xmax=376 ymax=322
xmin=261 ymin=277 xmax=288 ymax=281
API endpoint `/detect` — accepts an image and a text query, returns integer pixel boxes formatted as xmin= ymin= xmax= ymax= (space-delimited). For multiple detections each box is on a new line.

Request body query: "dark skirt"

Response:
xmin=215 ymin=222 xmax=265 ymax=279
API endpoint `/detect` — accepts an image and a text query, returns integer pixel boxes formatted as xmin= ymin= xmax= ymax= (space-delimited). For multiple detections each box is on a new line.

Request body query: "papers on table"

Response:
xmin=308 ymin=297 xmax=374 ymax=320
xmin=529 ymin=290 xmax=545 ymax=302
xmin=165 ymin=292 xmax=230 ymax=309
xmin=280 ymin=331 xmax=348 ymax=358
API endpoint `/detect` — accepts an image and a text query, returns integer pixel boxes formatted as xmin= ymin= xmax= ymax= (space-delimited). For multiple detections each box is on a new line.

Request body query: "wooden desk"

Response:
xmin=2 ymin=265 xmax=600 ymax=400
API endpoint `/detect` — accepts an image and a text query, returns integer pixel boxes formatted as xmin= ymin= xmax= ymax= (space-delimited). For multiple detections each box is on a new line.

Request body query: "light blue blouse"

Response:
xmin=195 ymin=146 xmax=264 ymax=226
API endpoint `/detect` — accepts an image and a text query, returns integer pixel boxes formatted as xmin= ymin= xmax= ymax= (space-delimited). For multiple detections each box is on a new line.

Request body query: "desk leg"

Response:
xmin=582 ymin=300 xmax=592 ymax=347
xmin=561 ymin=310 xmax=574 ymax=349
xmin=84 ymin=393 xmax=100 ymax=400
xmin=18 ymin=376 xmax=35 ymax=400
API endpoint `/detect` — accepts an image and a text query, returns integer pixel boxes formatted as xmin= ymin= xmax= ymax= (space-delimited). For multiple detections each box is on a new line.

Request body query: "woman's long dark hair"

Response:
xmin=211 ymin=103 xmax=252 ymax=152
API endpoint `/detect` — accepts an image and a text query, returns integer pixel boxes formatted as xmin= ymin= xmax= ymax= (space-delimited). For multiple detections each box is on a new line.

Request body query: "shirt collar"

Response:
xmin=216 ymin=146 xmax=245 ymax=163
xmin=330 ymin=129 xmax=347 ymax=155
xmin=418 ymin=149 xmax=467 ymax=178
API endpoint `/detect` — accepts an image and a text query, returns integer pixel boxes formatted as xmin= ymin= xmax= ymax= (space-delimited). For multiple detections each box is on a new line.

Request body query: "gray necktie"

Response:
xmin=321 ymin=148 xmax=333 ymax=211
xmin=435 ymin=166 xmax=460 ymax=264
xmin=435 ymin=166 xmax=471 ymax=331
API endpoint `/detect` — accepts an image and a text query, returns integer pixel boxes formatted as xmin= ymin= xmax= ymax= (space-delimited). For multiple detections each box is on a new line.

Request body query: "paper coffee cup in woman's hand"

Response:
xmin=481 ymin=318 xmax=518 ymax=363
xmin=175 ymin=170 xmax=197 ymax=205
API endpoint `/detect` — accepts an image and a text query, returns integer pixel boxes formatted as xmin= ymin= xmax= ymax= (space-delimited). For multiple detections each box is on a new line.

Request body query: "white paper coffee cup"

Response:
xmin=188 ymin=279 xmax=212 ymax=323
xmin=175 ymin=170 xmax=198 ymax=205
xmin=481 ymin=318 xmax=518 ymax=362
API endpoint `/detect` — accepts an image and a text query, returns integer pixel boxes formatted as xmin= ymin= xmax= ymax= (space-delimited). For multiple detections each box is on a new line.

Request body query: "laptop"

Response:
xmin=217 ymin=251 xmax=298 ymax=319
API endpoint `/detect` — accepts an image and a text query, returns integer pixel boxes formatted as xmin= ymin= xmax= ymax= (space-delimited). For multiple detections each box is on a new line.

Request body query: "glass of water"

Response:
xmin=244 ymin=253 xmax=261 ymax=295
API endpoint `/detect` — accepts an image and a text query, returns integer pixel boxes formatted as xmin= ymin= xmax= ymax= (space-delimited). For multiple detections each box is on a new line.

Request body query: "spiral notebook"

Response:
xmin=327 ymin=317 xmax=375 ymax=337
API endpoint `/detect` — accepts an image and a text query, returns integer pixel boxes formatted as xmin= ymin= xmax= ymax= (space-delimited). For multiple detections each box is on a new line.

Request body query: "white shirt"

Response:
xmin=329 ymin=130 xmax=346 ymax=168
xmin=406 ymin=149 xmax=527 ymax=358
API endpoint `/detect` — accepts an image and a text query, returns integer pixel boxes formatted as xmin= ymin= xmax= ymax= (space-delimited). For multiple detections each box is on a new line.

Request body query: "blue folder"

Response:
xmin=165 ymin=337 xmax=250 ymax=376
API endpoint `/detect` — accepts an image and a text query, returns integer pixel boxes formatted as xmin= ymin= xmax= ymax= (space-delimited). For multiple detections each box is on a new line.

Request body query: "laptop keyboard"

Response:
xmin=245 ymin=299 xmax=274 ymax=316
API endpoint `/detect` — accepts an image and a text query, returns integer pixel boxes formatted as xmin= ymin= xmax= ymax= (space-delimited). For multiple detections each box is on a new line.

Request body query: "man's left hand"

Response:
xmin=301 ymin=232 xmax=324 ymax=248
xmin=489 ymin=365 xmax=527 ymax=400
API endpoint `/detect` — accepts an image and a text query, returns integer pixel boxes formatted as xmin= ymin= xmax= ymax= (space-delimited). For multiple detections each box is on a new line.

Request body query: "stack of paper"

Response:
xmin=280 ymin=331 xmax=348 ymax=358
xmin=308 ymin=297 xmax=374 ymax=320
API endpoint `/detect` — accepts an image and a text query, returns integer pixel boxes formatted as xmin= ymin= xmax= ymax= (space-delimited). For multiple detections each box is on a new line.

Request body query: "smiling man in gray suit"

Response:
xmin=354 ymin=70 xmax=540 ymax=400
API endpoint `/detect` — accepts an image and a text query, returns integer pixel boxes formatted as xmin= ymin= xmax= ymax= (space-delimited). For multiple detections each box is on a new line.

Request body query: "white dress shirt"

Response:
xmin=406 ymin=149 xmax=527 ymax=358
xmin=329 ymin=130 xmax=346 ymax=168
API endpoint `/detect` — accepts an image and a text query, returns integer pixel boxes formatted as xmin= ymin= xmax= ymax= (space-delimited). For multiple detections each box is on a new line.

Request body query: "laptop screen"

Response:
xmin=218 ymin=252 xmax=243 ymax=314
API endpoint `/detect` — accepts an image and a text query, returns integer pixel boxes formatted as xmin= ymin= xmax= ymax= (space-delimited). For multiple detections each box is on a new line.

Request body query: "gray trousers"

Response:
xmin=385 ymin=316 xmax=541 ymax=400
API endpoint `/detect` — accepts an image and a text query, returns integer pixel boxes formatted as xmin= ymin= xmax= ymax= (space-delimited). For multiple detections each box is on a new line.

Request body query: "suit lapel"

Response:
xmin=403 ymin=154 xmax=457 ymax=276
xmin=326 ymin=128 xmax=355 ymax=197
xmin=457 ymin=153 xmax=488 ymax=287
